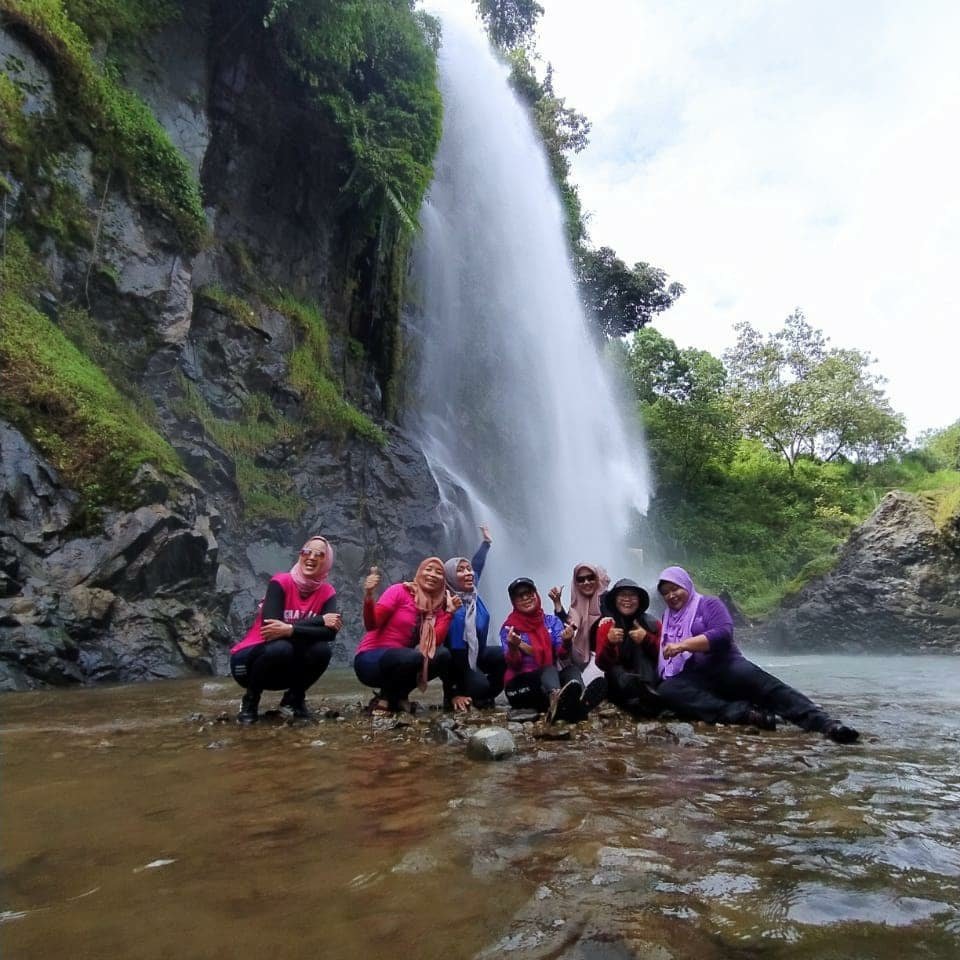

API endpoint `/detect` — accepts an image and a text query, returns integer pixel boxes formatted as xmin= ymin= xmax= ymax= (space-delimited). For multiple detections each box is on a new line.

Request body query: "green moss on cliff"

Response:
xmin=263 ymin=0 xmax=442 ymax=234
xmin=0 ymin=230 xmax=181 ymax=510
xmin=1 ymin=0 xmax=206 ymax=247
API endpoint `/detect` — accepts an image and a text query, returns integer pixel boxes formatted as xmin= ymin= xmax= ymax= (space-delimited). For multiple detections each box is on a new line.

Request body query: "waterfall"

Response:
xmin=407 ymin=5 xmax=652 ymax=615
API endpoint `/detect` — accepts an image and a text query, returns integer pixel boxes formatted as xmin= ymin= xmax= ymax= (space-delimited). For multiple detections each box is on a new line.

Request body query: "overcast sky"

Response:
xmin=530 ymin=0 xmax=958 ymax=437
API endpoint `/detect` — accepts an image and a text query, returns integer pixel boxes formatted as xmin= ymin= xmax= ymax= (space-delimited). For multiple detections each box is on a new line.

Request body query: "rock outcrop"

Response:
xmin=0 ymin=7 xmax=449 ymax=688
xmin=756 ymin=491 xmax=960 ymax=652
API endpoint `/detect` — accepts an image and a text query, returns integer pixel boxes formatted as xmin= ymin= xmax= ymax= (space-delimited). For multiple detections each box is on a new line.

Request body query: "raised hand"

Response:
xmin=363 ymin=565 xmax=381 ymax=594
xmin=607 ymin=626 xmax=625 ymax=645
xmin=480 ymin=523 xmax=493 ymax=544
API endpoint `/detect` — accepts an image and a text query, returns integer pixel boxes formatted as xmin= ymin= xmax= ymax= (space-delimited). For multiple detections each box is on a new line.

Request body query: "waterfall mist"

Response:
xmin=407 ymin=6 xmax=652 ymax=616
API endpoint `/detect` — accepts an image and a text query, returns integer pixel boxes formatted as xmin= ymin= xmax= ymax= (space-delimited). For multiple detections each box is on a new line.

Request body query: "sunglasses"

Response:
xmin=300 ymin=548 xmax=326 ymax=559
xmin=575 ymin=574 xmax=597 ymax=584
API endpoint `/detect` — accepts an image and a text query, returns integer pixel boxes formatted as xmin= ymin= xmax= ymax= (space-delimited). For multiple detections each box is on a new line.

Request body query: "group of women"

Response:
xmin=229 ymin=530 xmax=859 ymax=744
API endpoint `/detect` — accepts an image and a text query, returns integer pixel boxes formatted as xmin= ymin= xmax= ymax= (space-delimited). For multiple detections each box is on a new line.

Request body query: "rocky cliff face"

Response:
xmin=754 ymin=491 xmax=960 ymax=652
xmin=0 ymin=5 xmax=449 ymax=689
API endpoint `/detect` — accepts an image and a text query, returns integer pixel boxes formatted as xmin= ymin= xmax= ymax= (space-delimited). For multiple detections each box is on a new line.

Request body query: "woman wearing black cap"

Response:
xmin=595 ymin=579 xmax=663 ymax=717
xmin=499 ymin=577 xmax=589 ymax=723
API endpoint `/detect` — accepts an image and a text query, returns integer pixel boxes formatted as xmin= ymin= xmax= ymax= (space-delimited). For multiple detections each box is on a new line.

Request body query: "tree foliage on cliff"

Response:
xmin=724 ymin=311 xmax=906 ymax=471
xmin=473 ymin=0 xmax=542 ymax=49
xmin=263 ymin=0 xmax=442 ymax=232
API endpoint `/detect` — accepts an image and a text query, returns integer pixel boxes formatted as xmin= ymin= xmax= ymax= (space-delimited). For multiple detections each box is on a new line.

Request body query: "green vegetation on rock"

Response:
xmin=1 ymin=0 xmax=206 ymax=248
xmin=0 ymin=230 xmax=181 ymax=512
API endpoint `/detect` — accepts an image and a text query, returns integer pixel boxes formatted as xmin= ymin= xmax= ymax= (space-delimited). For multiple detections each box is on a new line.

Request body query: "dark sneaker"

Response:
xmin=279 ymin=690 xmax=312 ymax=720
xmin=745 ymin=708 xmax=777 ymax=731
xmin=237 ymin=689 xmax=260 ymax=724
xmin=580 ymin=677 xmax=607 ymax=715
xmin=547 ymin=680 xmax=583 ymax=724
xmin=824 ymin=721 xmax=859 ymax=744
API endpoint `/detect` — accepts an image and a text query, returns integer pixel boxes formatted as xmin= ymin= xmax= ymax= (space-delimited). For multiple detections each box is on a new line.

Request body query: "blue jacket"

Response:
xmin=446 ymin=541 xmax=491 ymax=651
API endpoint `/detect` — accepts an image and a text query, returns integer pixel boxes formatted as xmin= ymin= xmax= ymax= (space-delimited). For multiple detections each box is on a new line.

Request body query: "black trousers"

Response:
xmin=230 ymin=639 xmax=332 ymax=695
xmin=354 ymin=646 xmax=452 ymax=703
xmin=656 ymin=657 xmax=833 ymax=730
xmin=504 ymin=663 xmax=582 ymax=711
xmin=448 ymin=646 xmax=506 ymax=702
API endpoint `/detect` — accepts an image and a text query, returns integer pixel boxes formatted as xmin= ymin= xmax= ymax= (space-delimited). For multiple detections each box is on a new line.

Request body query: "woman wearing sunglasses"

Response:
xmin=230 ymin=535 xmax=341 ymax=723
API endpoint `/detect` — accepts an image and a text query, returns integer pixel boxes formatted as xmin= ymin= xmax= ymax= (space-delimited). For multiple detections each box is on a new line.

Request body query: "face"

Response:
xmin=455 ymin=560 xmax=475 ymax=591
xmin=298 ymin=541 xmax=327 ymax=576
xmin=615 ymin=590 xmax=641 ymax=616
xmin=418 ymin=560 xmax=445 ymax=592
xmin=575 ymin=567 xmax=599 ymax=596
xmin=659 ymin=580 xmax=689 ymax=611
xmin=512 ymin=588 xmax=538 ymax=614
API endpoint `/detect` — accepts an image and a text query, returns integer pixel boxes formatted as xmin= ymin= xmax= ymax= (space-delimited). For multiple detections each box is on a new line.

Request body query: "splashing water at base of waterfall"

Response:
xmin=407 ymin=5 xmax=652 ymax=606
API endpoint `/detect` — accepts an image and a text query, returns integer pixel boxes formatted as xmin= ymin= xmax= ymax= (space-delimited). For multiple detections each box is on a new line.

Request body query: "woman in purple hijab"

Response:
xmin=655 ymin=566 xmax=859 ymax=743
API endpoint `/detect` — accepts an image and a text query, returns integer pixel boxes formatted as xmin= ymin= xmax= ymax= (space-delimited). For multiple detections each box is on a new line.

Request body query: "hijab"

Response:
xmin=503 ymin=589 xmax=554 ymax=669
xmin=567 ymin=562 xmax=610 ymax=664
xmin=444 ymin=556 xmax=480 ymax=670
xmin=405 ymin=557 xmax=450 ymax=690
xmin=289 ymin=535 xmax=334 ymax=597
xmin=657 ymin=565 xmax=700 ymax=678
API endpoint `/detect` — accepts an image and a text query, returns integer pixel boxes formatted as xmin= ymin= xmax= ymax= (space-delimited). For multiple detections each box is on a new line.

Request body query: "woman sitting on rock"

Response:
xmin=594 ymin=578 xmax=662 ymax=717
xmin=230 ymin=535 xmax=341 ymax=723
xmin=655 ymin=566 xmax=859 ymax=742
xmin=354 ymin=558 xmax=458 ymax=713
xmin=442 ymin=524 xmax=506 ymax=711
xmin=501 ymin=577 xmax=598 ymax=723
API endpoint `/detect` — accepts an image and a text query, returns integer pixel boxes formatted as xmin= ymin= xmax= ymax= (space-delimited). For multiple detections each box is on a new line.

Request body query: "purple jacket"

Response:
xmin=682 ymin=595 xmax=744 ymax=672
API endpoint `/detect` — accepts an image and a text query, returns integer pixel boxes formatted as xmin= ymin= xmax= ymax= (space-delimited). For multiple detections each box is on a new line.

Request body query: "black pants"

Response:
xmin=448 ymin=646 xmax=506 ymax=703
xmin=230 ymin=640 xmax=332 ymax=695
xmin=354 ymin=646 xmax=452 ymax=703
xmin=504 ymin=663 xmax=582 ymax=711
xmin=656 ymin=657 xmax=833 ymax=730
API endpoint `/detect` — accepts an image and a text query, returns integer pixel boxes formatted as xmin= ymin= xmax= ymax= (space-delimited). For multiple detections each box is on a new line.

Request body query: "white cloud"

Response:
xmin=536 ymin=0 xmax=960 ymax=435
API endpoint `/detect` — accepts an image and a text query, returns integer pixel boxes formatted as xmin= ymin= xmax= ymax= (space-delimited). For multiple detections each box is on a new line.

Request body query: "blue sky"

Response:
xmin=534 ymin=0 xmax=959 ymax=436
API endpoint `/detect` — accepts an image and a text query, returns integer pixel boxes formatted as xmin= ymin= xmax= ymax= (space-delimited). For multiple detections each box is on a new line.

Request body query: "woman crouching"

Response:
xmin=230 ymin=535 xmax=341 ymax=723
xmin=353 ymin=558 xmax=459 ymax=713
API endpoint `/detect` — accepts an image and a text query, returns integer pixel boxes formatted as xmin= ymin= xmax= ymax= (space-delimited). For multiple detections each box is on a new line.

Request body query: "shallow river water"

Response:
xmin=3 ymin=655 xmax=959 ymax=959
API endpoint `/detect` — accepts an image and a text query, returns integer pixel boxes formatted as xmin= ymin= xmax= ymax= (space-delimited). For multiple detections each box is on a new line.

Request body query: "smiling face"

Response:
xmin=455 ymin=559 xmax=475 ymax=591
xmin=575 ymin=567 xmax=599 ymax=597
xmin=418 ymin=559 xmax=445 ymax=593
xmin=658 ymin=580 xmax=689 ymax=612
xmin=298 ymin=539 xmax=328 ymax=578
xmin=614 ymin=590 xmax=641 ymax=616
xmin=512 ymin=587 xmax=539 ymax=615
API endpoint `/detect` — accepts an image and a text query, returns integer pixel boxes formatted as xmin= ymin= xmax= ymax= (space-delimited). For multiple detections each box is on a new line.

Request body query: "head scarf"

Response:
xmin=656 ymin=565 xmax=699 ymax=678
xmin=444 ymin=556 xmax=480 ymax=670
xmin=503 ymin=587 xmax=554 ymax=669
xmin=405 ymin=557 xmax=450 ymax=691
xmin=567 ymin=562 xmax=610 ymax=664
xmin=289 ymin=535 xmax=334 ymax=597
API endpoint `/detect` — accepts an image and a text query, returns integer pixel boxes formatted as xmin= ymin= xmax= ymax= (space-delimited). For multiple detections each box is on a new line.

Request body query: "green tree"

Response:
xmin=724 ymin=311 xmax=906 ymax=471
xmin=580 ymin=247 xmax=685 ymax=340
xmin=917 ymin=420 xmax=960 ymax=470
xmin=473 ymin=0 xmax=543 ymax=49
xmin=624 ymin=328 xmax=737 ymax=494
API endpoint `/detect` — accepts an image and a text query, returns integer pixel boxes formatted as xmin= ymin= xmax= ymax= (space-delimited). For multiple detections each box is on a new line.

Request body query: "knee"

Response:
xmin=306 ymin=641 xmax=333 ymax=670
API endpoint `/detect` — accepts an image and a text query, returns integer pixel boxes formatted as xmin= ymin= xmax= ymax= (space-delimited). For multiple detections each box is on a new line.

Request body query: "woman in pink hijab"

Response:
xmin=230 ymin=535 xmax=342 ymax=723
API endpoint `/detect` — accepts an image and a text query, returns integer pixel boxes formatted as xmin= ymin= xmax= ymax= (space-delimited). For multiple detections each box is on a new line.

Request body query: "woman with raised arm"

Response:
xmin=443 ymin=524 xmax=506 ymax=711
xmin=353 ymin=558 xmax=458 ymax=713
xmin=656 ymin=566 xmax=859 ymax=742
xmin=231 ymin=535 xmax=341 ymax=723
xmin=595 ymin=578 xmax=663 ymax=717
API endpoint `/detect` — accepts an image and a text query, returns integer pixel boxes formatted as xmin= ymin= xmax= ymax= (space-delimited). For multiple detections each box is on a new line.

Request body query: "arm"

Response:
xmin=695 ymin=597 xmax=734 ymax=654
xmin=470 ymin=540 xmax=491 ymax=582
xmin=291 ymin=595 xmax=340 ymax=643
xmin=594 ymin=618 xmax=617 ymax=670
xmin=363 ymin=580 xmax=400 ymax=631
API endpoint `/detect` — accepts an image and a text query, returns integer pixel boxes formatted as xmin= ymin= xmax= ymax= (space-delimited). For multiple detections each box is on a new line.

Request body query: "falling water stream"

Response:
xmin=408 ymin=7 xmax=650 ymax=605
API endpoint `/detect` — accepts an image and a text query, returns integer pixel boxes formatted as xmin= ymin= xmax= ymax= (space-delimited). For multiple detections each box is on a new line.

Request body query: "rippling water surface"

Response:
xmin=3 ymin=655 xmax=959 ymax=959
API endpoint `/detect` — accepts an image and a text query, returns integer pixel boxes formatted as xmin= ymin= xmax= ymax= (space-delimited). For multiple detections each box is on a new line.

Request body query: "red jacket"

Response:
xmin=595 ymin=615 xmax=662 ymax=672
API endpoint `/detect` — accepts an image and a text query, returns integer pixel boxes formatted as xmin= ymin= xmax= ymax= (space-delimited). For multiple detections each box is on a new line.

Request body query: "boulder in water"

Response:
xmin=467 ymin=726 xmax=516 ymax=761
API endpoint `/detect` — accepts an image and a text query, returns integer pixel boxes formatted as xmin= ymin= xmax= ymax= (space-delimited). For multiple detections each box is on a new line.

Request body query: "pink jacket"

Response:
xmin=355 ymin=582 xmax=452 ymax=655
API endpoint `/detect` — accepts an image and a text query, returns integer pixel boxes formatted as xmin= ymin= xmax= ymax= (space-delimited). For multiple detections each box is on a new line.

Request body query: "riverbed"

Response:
xmin=2 ymin=655 xmax=959 ymax=959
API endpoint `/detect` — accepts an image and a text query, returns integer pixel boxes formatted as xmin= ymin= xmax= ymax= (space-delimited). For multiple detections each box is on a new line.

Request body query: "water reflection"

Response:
xmin=2 ymin=656 xmax=959 ymax=958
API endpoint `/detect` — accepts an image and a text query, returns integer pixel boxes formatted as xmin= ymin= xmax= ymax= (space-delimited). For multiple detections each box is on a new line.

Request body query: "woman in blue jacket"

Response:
xmin=442 ymin=525 xmax=505 ymax=710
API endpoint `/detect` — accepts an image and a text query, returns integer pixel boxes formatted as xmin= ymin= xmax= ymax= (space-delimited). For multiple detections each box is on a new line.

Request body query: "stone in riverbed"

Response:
xmin=467 ymin=726 xmax=516 ymax=761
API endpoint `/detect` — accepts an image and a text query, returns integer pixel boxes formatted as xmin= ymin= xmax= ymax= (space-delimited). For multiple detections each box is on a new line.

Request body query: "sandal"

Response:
xmin=365 ymin=694 xmax=392 ymax=715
